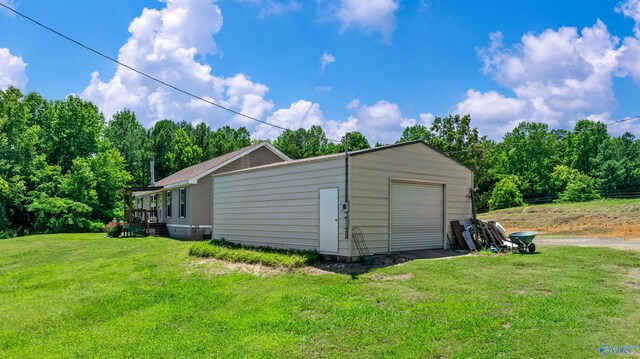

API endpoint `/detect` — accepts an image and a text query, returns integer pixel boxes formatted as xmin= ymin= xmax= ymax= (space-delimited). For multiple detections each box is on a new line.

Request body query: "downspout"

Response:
xmin=344 ymin=133 xmax=350 ymax=240
xmin=149 ymin=157 xmax=156 ymax=187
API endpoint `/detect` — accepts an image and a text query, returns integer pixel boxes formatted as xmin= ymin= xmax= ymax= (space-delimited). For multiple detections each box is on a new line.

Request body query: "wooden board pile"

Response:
xmin=449 ymin=219 xmax=509 ymax=251
xmin=474 ymin=219 xmax=508 ymax=248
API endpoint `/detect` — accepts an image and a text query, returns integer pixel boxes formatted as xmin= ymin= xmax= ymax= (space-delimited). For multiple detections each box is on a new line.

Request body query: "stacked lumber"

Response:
xmin=450 ymin=219 xmax=510 ymax=251
xmin=475 ymin=219 xmax=508 ymax=247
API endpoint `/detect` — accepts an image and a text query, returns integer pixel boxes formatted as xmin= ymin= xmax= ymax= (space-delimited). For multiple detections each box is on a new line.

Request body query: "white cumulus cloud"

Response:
xmin=616 ymin=0 xmax=640 ymax=36
xmin=82 ymin=0 xmax=274 ymax=131
xmin=254 ymin=99 xmax=357 ymax=142
xmin=335 ymin=0 xmax=399 ymax=43
xmin=418 ymin=113 xmax=435 ymax=127
xmin=618 ymin=0 xmax=640 ymax=85
xmin=320 ymin=52 xmax=335 ymax=71
xmin=455 ymin=20 xmax=625 ymax=138
xmin=346 ymin=99 xmax=415 ymax=145
xmin=0 ymin=48 xmax=28 ymax=90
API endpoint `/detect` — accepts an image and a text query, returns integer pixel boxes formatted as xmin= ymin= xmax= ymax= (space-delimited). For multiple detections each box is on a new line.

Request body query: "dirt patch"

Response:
xmin=189 ymin=257 xmax=405 ymax=277
xmin=188 ymin=252 xmax=465 ymax=277
xmin=306 ymin=256 xmax=403 ymax=276
xmin=628 ymin=268 xmax=640 ymax=289
xmin=370 ymin=273 xmax=414 ymax=281
xmin=189 ymin=258 xmax=295 ymax=276
xmin=480 ymin=200 xmax=640 ymax=240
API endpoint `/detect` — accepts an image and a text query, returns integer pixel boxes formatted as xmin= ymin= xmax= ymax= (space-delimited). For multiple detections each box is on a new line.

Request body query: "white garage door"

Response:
xmin=390 ymin=181 xmax=444 ymax=251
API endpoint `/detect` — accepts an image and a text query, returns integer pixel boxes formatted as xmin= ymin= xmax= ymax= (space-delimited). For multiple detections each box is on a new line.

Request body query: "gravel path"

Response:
xmin=536 ymin=236 xmax=640 ymax=250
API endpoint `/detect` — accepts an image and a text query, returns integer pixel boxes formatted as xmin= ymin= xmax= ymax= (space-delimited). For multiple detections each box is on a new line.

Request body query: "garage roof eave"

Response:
xmin=347 ymin=140 xmax=474 ymax=173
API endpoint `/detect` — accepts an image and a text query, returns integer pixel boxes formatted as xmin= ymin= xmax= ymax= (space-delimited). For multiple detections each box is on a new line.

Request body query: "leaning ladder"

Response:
xmin=351 ymin=227 xmax=372 ymax=263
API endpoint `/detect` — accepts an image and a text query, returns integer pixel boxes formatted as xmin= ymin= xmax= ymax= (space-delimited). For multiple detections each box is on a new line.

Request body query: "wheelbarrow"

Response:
xmin=508 ymin=231 xmax=537 ymax=254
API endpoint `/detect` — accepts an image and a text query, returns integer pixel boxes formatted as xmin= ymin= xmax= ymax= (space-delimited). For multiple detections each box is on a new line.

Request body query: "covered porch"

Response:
xmin=121 ymin=186 xmax=164 ymax=236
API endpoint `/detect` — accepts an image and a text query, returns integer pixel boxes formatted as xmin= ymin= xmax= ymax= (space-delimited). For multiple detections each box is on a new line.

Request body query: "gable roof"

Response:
xmin=213 ymin=140 xmax=473 ymax=177
xmin=154 ymin=141 xmax=289 ymax=187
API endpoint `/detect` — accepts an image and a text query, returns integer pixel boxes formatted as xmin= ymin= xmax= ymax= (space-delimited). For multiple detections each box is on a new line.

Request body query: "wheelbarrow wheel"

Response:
xmin=528 ymin=243 xmax=536 ymax=254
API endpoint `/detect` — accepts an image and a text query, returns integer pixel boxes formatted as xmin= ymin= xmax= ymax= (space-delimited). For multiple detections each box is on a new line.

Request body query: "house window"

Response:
xmin=179 ymin=188 xmax=186 ymax=218
xmin=166 ymin=191 xmax=172 ymax=218
xmin=150 ymin=194 xmax=157 ymax=213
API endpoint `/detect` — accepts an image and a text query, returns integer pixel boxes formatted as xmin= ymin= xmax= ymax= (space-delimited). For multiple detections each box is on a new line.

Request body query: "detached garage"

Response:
xmin=211 ymin=140 xmax=473 ymax=261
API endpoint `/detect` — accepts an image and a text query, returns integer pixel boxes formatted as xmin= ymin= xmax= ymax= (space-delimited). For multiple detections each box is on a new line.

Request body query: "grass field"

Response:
xmin=479 ymin=198 xmax=640 ymax=239
xmin=1 ymin=234 xmax=639 ymax=358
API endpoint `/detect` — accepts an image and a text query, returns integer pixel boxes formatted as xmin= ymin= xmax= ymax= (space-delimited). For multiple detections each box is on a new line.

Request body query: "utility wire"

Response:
xmin=0 ymin=2 xmax=344 ymax=143
xmin=605 ymin=115 xmax=640 ymax=126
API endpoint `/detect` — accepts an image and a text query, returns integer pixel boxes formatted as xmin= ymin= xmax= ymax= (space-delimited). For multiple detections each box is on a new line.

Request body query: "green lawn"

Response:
xmin=1 ymin=234 xmax=639 ymax=358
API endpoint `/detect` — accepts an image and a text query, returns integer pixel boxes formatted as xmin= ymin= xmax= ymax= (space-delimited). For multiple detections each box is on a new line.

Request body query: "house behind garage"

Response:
xmin=133 ymin=141 xmax=289 ymax=240
xmin=212 ymin=140 xmax=474 ymax=260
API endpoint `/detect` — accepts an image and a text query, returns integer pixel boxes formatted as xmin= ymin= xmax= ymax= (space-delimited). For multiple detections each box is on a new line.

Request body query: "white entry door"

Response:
xmin=319 ymin=188 xmax=339 ymax=253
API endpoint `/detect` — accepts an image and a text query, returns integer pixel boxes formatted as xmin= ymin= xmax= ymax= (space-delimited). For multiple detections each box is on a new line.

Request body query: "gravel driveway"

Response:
xmin=536 ymin=236 xmax=640 ymax=250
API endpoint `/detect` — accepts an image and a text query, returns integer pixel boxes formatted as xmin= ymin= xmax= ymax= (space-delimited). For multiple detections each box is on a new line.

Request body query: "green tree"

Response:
xmin=205 ymin=126 xmax=251 ymax=159
xmin=49 ymin=96 xmax=104 ymax=172
xmin=594 ymin=132 xmax=640 ymax=195
xmin=104 ymin=109 xmax=150 ymax=187
xmin=488 ymin=178 xmax=524 ymax=210
xmin=27 ymin=196 xmax=96 ymax=233
xmin=398 ymin=124 xmax=430 ymax=143
xmin=90 ymin=146 xmax=132 ymax=220
xmin=492 ymin=122 xmax=562 ymax=199
xmin=150 ymin=120 xmax=179 ymax=179
xmin=0 ymin=87 xmax=41 ymax=234
xmin=192 ymin=122 xmax=211 ymax=160
xmin=323 ymin=131 xmax=371 ymax=154
xmin=165 ymin=129 xmax=203 ymax=175
xmin=60 ymin=157 xmax=99 ymax=211
xmin=273 ymin=126 xmax=334 ymax=159
xmin=550 ymin=165 xmax=581 ymax=195
xmin=565 ymin=120 xmax=609 ymax=177
xmin=557 ymin=174 xmax=601 ymax=203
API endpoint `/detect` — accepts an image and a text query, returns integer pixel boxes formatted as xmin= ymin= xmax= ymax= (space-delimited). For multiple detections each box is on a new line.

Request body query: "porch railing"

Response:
xmin=124 ymin=209 xmax=158 ymax=224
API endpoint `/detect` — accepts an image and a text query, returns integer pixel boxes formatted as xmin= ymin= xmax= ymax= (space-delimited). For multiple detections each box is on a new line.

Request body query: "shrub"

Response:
xmin=189 ymin=239 xmax=318 ymax=268
xmin=557 ymin=174 xmax=601 ymax=203
xmin=129 ymin=227 xmax=147 ymax=237
xmin=488 ymin=178 xmax=524 ymax=210
xmin=103 ymin=220 xmax=123 ymax=238
xmin=27 ymin=196 xmax=94 ymax=233
xmin=0 ymin=229 xmax=16 ymax=240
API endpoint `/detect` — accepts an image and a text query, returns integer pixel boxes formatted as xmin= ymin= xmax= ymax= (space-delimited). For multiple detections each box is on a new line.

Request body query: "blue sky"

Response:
xmin=1 ymin=0 xmax=640 ymax=143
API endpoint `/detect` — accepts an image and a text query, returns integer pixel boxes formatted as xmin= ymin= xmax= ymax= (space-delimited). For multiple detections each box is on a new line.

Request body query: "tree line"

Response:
xmin=1 ymin=86 xmax=639 ymax=237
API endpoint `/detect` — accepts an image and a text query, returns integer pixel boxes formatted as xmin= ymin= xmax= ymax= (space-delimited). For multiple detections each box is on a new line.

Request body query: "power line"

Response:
xmin=605 ymin=115 xmax=640 ymax=126
xmin=0 ymin=2 xmax=343 ymax=143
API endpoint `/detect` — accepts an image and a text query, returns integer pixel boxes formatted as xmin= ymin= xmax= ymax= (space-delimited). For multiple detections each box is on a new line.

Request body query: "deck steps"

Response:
xmin=148 ymin=223 xmax=169 ymax=237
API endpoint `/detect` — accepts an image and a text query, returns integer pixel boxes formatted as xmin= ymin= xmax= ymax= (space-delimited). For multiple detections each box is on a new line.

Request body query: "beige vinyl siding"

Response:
xmin=164 ymin=187 xmax=191 ymax=226
xmin=186 ymin=147 xmax=287 ymax=226
xmin=136 ymin=146 xmax=286 ymax=230
xmin=350 ymin=142 xmax=473 ymax=256
xmin=213 ymin=158 xmax=348 ymax=255
xmin=216 ymin=146 xmax=286 ymax=174
xmin=190 ymin=176 xmax=211 ymax=225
